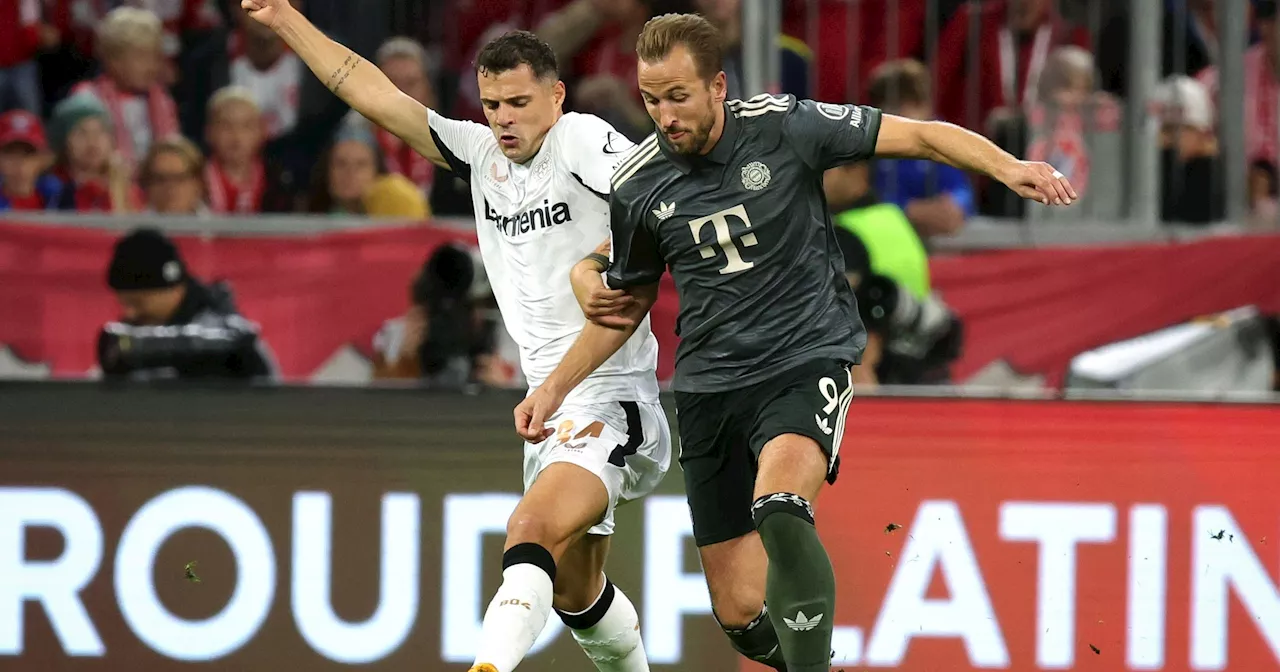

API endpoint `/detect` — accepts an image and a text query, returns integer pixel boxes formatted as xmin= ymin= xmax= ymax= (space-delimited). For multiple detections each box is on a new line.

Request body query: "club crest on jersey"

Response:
xmin=741 ymin=161 xmax=771 ymax=191
xmin=484 ymin=198 xmax=573 ymax=237
xmin=488 ymin=162 xmax=509 ymax=184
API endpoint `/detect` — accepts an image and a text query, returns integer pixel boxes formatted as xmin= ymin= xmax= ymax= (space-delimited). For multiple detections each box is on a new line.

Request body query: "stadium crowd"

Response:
xmin=0 ymin=0 xmax=1276 ymax=388
xmin=0 ymin=0 xmax=1277 ymax=225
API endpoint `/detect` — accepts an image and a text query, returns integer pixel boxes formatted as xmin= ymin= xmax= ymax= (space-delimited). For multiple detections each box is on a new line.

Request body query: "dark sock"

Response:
xmin=717 ymin=605 xmax=788 ymax=671
xmin=752 ymin=493 xmax=836 ymax=672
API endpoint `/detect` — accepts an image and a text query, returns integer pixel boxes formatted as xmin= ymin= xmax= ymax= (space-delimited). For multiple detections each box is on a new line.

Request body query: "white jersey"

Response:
xmin=427 ymin=110 xmax=660 ymax=406
xmin=230 ymin=52 xmax=302 ymax=139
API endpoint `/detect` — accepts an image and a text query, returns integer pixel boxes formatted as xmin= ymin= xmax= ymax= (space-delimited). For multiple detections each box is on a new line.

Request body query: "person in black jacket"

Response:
xmin=97 ymin=228 xmax=279 ymax=381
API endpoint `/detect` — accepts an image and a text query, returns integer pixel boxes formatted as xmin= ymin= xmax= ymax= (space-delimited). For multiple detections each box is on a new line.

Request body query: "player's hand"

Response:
xmin=999 ymin=161 xmax=1078 ymax=206
xmin=514 ymin=386 xmax=562 ymax=443
xmin=570 ymin=258 xmax=636 ymax=329
xmin=241 ymin=0 xmax=295 ymax=31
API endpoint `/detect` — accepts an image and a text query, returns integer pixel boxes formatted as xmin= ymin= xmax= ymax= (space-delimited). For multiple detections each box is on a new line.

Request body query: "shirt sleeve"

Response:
xmin=557 ymin=113 xmax=636 ymax=200
xmin=426 ymin=109 xmax=495 ymax=183
xmin=784 ymin=98 xmax=883 ymax=170
xmin=605 ymin=191 xmax=665 ymax=289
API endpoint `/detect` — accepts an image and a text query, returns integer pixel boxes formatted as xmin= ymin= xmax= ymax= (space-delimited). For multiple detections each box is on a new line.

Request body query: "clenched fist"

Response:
xmin=240 ymin=0 xmax=297 ymax=31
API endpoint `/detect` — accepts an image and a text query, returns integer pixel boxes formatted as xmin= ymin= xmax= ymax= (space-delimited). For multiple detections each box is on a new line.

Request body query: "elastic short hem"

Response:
xmin=692 ymin=521 xmax=755 ymax=548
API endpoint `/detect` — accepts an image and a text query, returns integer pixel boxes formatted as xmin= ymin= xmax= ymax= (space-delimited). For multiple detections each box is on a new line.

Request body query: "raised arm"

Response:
xmin=873 ymin=115 xmax=1077 ymax=206
xmin=241 ymin=0 xmax=447 ymax=167
xmin=782 ymin=96 xmax=1077 ymax=207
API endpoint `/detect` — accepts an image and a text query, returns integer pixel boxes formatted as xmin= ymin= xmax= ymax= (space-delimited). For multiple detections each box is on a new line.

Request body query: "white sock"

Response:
xmin=558 ymin=579 xmax=649 ymax=671
xmin=473 ymin=561 xmax=555 ymax=671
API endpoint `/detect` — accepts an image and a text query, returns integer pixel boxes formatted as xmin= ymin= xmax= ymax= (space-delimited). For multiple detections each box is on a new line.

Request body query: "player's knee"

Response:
xmin=506 ymin=513 xmax=559 ymax=550
xmin=716 ymin=596 xmax=762 ymax=634
xmin=756 ymin=435 xmax=828 ymax=502
xmin=711 ymin=593 xmax=767 ymax=631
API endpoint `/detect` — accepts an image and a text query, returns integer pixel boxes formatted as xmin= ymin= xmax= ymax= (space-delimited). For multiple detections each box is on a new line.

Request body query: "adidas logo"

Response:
xmin=783 ymin=611 xmax=823 ymax=632
xmin=653 ymin=201 xmax=676 ymax=221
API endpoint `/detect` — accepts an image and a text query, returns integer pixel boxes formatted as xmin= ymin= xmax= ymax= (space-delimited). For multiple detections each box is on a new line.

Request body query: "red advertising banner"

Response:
xmin=3 ymin=222 xmax=1279 ymax=387
xmin=775 ymin=398 xmax=1280 ymax=672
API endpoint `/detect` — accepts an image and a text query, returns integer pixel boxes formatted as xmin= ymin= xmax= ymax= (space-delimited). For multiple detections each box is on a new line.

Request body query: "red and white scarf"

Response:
xmin=375 ymin=127 xmax=435 ymax=196
xmin=77 ymin=75 xmax=180 ymax=166
xmin=998 ymin=24 xmax=1053 ymax=110
xmin=205 ymin=160 xmax=266 ymax=214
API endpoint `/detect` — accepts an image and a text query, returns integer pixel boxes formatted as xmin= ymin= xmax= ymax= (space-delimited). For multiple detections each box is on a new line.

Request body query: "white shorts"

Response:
xmin=522 ymin=400 xmax=672 ymax=536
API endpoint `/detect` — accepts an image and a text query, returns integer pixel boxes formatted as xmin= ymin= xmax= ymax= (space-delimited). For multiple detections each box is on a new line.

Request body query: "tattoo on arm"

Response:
xmin=327 ymin=52 xmax=362 ymax=93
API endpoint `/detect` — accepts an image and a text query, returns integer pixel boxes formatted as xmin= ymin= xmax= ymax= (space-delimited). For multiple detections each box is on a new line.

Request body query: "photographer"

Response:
xmin=97 ymin=228 xmax=278 ymax=382
xmin=825 ymin=161 xmax=963 ymax=386
xmin=372 ymin=243 xmax=514 ymax=388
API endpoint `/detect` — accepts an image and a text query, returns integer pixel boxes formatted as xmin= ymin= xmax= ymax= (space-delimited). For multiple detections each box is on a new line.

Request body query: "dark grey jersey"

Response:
xmin=607 ymin=94 xmax=882 ymax=393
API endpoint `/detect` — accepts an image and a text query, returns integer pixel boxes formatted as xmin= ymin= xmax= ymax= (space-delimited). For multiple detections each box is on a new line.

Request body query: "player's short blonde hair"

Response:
xmin=636 ymin=13 xmax=723 ymax=82
xmin=207 ymin=86 xmax=262 ymax=122
xmin=96 ymin=7 xmax=163 ymax=59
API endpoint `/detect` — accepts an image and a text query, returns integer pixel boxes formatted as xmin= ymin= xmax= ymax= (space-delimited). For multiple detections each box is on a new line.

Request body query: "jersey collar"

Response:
xmin=659 ymin=102 xmax=741 ymax=174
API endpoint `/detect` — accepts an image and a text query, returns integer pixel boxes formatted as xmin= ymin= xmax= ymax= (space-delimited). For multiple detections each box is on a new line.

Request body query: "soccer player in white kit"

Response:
xmin=242 ymin=3 xmax=671 ymax=671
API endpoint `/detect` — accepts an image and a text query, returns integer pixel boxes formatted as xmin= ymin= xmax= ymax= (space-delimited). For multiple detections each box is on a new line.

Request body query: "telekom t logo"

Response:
xmin=687 ymin=204 xmax=758 ymax=275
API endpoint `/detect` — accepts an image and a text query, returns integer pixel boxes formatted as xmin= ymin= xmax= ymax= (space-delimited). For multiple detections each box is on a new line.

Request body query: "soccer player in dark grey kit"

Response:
xmin=515 ymin=13 xmax=1076 ymax=672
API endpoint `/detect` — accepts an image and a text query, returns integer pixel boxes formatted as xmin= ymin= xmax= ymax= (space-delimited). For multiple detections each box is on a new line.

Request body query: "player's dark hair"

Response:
xmin=475 ymin=31 xmax=559 ymax=80
xmin=636 ymin=13 xmax=723 ymax=82
xmin=867 ymin=59 xmax=931 ymax=111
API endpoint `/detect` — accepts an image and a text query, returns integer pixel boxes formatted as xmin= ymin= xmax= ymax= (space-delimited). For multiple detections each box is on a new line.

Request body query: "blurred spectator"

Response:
xmin=1 ymin=0 xmax=59 ymax=115
xmin=228 ymin=0 xmax=303 ymax=140
xmin=1198 ymin=0 xmax=1279 ymax=168
xmin=537 ymin=0 xmax=691 ymax=141
xmin=824 ymin=161 xmax=931 ymax=301
xmin=0 ymin=110 xmax=61 ymax=212
xmin=693 ymin=0 xmax=811 ymax=98
xmin=142 ymin=0 xmax=224 ymax=66
xmin=372 ymin=243 xmax=514 ymax=388
xmin=48 ymin=92 xmax=141 ymax=213
xmin=983 ymin=46 xmax=1122 ymax=218
xmin=823 ymin=163 xmax=963 ymax=387
xmin=139 ymin=135 xmax=208 ymax=216
xmin=203 ymin=86 xmax=296 ymax=213
xmin=780 ymin=0 xmax=931 ymax=106
xmin=54 ymin=0 xmax=223 ymax=81
xmin=308 ymin=123 xmax=427 ymax=218
xmin=866 ymin=59 xmax=973 ymax=238
xmin=342 ymin=38 xmax=439 ymax=201
xmin=1098 ymin=0 xmax=1219 ymax=97
xmin=1153 ymin=74 xmax=1225 ymax=224
xmin=935 ymin=0 xmax=1089 ymax=129
xmin=448 ymin=1 xmax=568 ymax=123
xmin=73 ymin=8 xmax=180 ymax=169
xmin=98 ymin=227 xmax=277 ymax=382
xmin=1249 ymin=159 xmax=1279 ymax=228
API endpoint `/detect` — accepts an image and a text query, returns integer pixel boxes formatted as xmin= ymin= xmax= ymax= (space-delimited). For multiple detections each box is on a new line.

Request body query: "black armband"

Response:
xmin=585 ymin=252 xmax=611 ymax=272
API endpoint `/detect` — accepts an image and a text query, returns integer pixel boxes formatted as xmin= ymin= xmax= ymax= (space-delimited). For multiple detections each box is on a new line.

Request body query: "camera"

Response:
xmin=855 ymin=273 xmax=964 ymax=385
